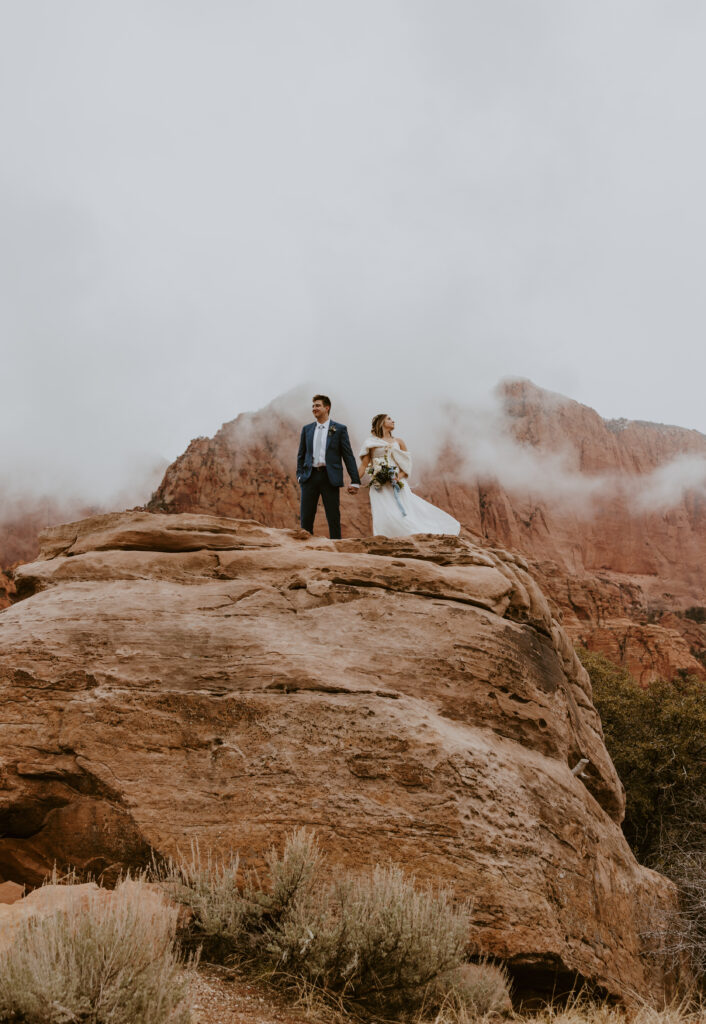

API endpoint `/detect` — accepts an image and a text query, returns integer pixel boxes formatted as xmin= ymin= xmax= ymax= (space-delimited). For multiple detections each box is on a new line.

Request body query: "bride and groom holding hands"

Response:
xmin=296 ymin=394 xmax=460 ymax=540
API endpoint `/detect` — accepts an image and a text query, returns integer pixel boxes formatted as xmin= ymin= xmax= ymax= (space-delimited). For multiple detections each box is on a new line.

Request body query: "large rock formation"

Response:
xmin=148 ymin=380 xmax=706 ymax=682
xmin=0 ymin=511 xmax=678 ymax=1001
xmin=535 ymin=563 xmax=706 ymax=685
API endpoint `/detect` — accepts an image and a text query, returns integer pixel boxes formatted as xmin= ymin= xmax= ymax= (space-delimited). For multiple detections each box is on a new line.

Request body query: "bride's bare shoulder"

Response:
xmin=396 ymin=438 xmax=408 ymax=451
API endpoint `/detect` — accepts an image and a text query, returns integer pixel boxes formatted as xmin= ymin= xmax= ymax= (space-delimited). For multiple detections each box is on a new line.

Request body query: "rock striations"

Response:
xmin=148 ymin=380 xmax=706 ymax=682
xmin=0 ymin=511 xmax=678 ymax=1001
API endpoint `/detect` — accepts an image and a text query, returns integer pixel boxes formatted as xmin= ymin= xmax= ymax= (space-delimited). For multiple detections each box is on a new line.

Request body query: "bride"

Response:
xmin=358 ymin=413 xmax=460 ymax=538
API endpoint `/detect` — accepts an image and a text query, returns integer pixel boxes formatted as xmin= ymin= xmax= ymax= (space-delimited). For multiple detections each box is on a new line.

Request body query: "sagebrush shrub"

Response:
xmin=154 ymin=843 xmax=257 ymax=960
xmin=266 ymin=827 xmax=323 ymax=914
xmin=0 ymin=878 xmax=192 ymax=1024
xmin=266 ymin=861 xmax=471 ymax=1009
xmin=159 ymin=829 xmax=477 ymax=1013
xmin=427 ymin=961 xmax=513 ymax=1020
xmin=155 ymin=829 xmax=323 ymax=961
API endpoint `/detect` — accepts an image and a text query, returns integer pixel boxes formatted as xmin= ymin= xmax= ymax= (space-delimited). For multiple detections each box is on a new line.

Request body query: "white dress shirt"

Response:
xmin=313 ymin=418 xmax=330 ymax=467
xmin=311 ymin=417 xmax=359 ymax=487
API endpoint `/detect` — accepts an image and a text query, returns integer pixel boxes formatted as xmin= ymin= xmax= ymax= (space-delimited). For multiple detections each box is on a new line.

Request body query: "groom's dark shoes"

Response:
xmin=297 ymin=418 xmax=360 ymax=539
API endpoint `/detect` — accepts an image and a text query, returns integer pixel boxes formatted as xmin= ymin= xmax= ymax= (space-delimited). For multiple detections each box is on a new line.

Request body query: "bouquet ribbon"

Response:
xmin=392 ymin=481 xmax=407 ymax=517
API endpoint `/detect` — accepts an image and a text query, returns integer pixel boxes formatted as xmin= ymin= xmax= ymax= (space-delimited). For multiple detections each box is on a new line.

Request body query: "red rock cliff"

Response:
xmin=148 ymin=381 xmax=706 ymax=682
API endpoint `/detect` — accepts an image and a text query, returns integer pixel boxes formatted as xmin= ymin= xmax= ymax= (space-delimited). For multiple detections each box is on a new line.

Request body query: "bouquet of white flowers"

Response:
xmin=367 ymin=450 xmax=407 ymax=516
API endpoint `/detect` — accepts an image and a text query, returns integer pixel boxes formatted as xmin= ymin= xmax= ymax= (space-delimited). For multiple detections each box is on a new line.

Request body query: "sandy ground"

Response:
xmin=190 ymin=965 xmax=322 ymax=1024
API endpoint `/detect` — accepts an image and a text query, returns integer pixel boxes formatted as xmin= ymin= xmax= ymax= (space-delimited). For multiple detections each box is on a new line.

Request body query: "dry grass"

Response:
xmin=187 ymin=969 xmax=706 ymax=1024
xmin=513 ymin=999 xmax=706 ymax=1024
xmin=657 ymin=846 xmax=706 ymax=985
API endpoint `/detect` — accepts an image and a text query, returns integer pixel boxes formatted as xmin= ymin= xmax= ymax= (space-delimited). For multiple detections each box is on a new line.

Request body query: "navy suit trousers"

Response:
xmin=300 ymin=469 xmax=341 ymax=539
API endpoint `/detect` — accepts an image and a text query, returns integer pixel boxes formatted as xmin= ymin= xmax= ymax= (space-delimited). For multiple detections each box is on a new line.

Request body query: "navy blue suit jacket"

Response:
xmin=297 ymin=421 xmax=361 ymax=488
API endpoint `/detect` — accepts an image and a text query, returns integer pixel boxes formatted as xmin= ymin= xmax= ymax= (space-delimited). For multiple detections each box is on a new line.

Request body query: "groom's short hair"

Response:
xmin=312 ymin=394 xmax=331 ymax=409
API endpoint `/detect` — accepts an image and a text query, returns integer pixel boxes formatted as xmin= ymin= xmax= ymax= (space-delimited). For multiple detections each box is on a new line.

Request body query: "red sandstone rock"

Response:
xmin=528 ymin=562 xmax=706 ymax=685
xmin=147 ymin=381 xmax=706 ymax=682
xmin=0 ymin=511 xmax=680 ymax=1001
xmin=4 ymin=382 xmax=705 ymax=681
xmin=0 ymin=881 xmax=24 ymax=905
xmin=0 ymin=571 xmax=15 ymax=611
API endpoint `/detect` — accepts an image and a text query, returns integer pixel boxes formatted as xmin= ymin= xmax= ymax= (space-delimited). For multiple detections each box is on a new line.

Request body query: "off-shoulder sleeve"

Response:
xmin=391 ymin=447 xmax=412 ymax=476
xmin=358 ymin=436 xmax=378 ymax=458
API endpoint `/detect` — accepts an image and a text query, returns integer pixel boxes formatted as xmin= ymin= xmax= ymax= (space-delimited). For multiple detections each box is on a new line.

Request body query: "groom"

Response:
xmin=297 ymin=394 xmax=360 ymax=539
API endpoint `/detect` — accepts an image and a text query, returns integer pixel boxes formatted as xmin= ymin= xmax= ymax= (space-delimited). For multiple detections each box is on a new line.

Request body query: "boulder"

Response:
xmin=0 ymin=882 xmax=108 ymax=954
xmin=0 ymin=511 xmax=679 ymax=1001
xmin=0 ymin=880 xmax=176 ymax=956
xmin=0 ymin=881 xmax=24 ymax=905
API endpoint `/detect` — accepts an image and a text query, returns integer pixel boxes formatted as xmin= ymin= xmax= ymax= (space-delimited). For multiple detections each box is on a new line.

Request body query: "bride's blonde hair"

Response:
xmin=371 ymin=413 xmax=388 ymax=438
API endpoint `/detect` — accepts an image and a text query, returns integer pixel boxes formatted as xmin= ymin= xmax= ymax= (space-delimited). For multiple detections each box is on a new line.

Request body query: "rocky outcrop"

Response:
xmin=148 ymin=380 xmax=706 ymax=682
xmin=0 ymin=511 xmax=678 ymax=1000
xmin=529 ymin=562 xmax=706 ymax=685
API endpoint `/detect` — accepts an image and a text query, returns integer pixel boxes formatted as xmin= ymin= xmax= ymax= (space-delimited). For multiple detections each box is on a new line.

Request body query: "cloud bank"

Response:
xmin=2 ymin=2 xmax=706 ymax=513
xmin=269 ymin=377 xmax=706 ymax=516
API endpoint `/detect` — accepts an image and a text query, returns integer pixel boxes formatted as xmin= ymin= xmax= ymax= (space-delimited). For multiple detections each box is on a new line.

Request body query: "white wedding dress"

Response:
xmin=359 ymin=437 xmax=461 ymax=538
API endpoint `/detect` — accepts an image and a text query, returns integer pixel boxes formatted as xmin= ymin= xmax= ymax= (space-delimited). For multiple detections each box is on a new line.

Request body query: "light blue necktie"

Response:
xmin=315 ymin=424 xmax=326 ymax=464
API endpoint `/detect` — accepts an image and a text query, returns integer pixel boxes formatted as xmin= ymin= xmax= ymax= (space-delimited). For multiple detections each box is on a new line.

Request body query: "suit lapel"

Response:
xmin=326 ymin=421 xmax=338 ymax=458
xmin=307 ymin=422 xmax=316 ymax=456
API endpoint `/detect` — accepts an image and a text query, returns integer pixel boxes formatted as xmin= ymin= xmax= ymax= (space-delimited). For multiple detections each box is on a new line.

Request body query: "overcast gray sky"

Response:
xmin=2 ymin=1 xmax=706 ymax=503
